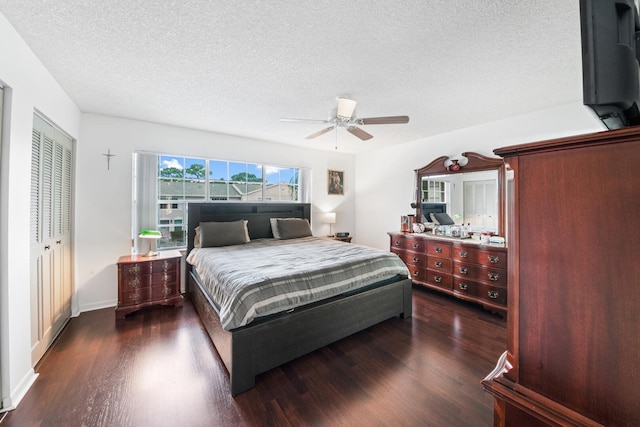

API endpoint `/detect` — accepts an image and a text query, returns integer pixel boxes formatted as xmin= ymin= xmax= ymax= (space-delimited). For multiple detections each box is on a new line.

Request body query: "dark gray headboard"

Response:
xmin=186 ymin=202 xmax=311 ymax=256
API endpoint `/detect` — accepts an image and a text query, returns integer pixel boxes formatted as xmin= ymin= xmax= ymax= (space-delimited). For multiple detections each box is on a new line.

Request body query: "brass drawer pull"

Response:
xmin=162 ymin=260 xmax=171 ymax=271
xmin=435 ymin=247 xmax=442 ymax=253
xmin=459 ymin=251 xmax=468 ymax=258
xmin=412 ymin=256 xmax=419 ymax=263
xmin=413 ymin=270 xmax=420 ymax=276
xmin=412 ymin=243 xmax=420 ymax=249
xmin=434 ymin=276 xmax=442 ymax=283
xmin=128 ymin=265 xmax=140 ymax=275
xmin=488 ymin=290 xmax=499 ymax=299
xmin=434 ymin=261 xmax=442 ymax=268
xmin=127 ymin=278 xmax=139 ymax=288
xmin=394 ymin=240 xmax=401 ymax=246
xmin=459 ymin=266 xmax=468 ymax=274
xmin=459 ymin=283 xmax=468 ymax=291
xmin=488 ymin=272 xmax=499 ymax=281
xmin=488 ymin=255 xmax=499 ymax=264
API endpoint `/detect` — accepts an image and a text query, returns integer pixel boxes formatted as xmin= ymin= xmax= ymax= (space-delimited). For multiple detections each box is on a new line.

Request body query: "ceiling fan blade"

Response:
xmin=358 ymin=116 xmax=410 ymax=125
xmin=337 ymin=97 xmax=357 ymax=119
xmin=280 ymin=118 xmax=329 ymax=124
xmin=306 ymin=126 xmax=335 ymax=139
xmin=347 ymin=126 xmax=373 ymax=141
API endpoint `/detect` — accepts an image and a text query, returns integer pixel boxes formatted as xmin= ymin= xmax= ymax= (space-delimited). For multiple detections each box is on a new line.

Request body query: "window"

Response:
xmin=422 ymin=179 xmax=447 ymax=203
xmin=133 ymin=152 xmax=310 ymax=251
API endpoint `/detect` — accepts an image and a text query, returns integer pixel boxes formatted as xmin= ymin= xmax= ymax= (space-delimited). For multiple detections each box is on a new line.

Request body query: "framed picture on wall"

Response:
xmin=328 ymin=169 xmax=344 ymax=195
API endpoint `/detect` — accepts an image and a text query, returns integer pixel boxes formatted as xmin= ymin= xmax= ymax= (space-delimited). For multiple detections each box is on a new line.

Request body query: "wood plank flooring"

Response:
xmin=0 ymin=288 xmax=506 ymax=427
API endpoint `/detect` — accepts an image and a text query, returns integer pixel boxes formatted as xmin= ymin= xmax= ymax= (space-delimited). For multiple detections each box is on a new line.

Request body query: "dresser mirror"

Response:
xmin=415 ymin=152 xmax=506 ymax=238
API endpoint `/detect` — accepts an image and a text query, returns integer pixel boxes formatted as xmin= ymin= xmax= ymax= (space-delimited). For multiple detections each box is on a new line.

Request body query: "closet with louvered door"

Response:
xmin=30 ymin=114 xmax=74 ymax=365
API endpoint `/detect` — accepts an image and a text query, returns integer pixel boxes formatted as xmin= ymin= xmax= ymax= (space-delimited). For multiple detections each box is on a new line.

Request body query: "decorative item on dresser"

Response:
xmin=482 ymin=127 xmax=640 ymax=425
xmin=389 ymin=232 xmax=507 ymax=316
xmin=116 ymin=250 xmax=183 ymax=320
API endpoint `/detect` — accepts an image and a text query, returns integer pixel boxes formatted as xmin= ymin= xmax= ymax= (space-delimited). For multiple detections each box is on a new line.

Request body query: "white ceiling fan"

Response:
xmin=280 ymin=97 xmax=410 ymax=141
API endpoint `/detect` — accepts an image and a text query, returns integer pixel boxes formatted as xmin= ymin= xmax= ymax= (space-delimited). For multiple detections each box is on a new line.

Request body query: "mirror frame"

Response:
xmin=415 ymin=151 xmax=506 ymax=237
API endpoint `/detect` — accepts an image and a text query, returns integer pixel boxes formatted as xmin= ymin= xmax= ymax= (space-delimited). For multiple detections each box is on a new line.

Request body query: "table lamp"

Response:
xmin=326 ymin=212 xmax=336 ymax=237
xmin=138 ymin=230 xmax=162 ymax=256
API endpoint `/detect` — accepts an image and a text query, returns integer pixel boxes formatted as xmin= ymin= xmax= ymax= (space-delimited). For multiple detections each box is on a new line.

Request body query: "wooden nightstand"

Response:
xmin=116 ymin=250 xmax=183 ymax=319
xmin=332 ymin=236 xmax=352 ymax=243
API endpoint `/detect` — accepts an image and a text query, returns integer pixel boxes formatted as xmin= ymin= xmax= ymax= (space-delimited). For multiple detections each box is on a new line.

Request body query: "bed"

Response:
xmin=186 ymin=202 xmax=412 ymax=395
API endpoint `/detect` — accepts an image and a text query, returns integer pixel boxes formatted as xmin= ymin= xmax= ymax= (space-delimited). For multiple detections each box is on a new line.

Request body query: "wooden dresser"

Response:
xmin=389 ymin=232 xmax=507 ymax=316
xmin=116 ymin=250 xmax=183 ymax=319
xmin=482 ymin=128 xmax=640 ymax=426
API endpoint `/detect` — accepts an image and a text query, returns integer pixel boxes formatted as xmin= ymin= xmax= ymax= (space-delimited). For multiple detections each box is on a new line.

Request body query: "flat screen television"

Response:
xmin=580 ymin=0 xmax=640 ymax=129
xmin=421 ymin=203 xmax=447 ymax=223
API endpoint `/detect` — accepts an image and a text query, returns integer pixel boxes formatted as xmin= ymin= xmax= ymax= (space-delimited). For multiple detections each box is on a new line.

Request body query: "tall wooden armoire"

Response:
xmin=482 ymin=127 xmax=640 ymax=426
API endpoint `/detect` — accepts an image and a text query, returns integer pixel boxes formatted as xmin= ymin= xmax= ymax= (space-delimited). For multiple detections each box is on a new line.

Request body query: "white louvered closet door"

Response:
xmin=30 ymin=114 xmax=73 ymax=365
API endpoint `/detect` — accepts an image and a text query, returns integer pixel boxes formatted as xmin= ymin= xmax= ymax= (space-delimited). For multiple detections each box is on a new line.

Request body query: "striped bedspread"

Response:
xmin=186 ymin=237 xmax=409 ymax=331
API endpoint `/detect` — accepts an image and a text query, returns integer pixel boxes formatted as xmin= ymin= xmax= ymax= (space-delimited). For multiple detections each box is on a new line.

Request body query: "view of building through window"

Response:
xmin=156 ymin=155 xmax=300 ymax=249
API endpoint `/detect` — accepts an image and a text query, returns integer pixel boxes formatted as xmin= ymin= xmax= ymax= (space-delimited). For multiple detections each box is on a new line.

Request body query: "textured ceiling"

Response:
xmin=0 ymin=1 xmax=583 ymax=153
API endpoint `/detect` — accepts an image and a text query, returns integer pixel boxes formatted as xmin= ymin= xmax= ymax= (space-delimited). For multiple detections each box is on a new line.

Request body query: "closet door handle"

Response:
xmin=44 ymin=245 xmax=51 ymax=250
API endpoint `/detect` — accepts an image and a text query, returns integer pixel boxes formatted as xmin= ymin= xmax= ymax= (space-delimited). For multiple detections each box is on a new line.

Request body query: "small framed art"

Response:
xmin=328 ymin=169 xmax=344 ymax=195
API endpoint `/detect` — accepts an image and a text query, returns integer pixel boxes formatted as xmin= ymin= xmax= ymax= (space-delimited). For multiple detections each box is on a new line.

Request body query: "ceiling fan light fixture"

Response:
xmin=336 ymin=98 xmax=357 ymax=120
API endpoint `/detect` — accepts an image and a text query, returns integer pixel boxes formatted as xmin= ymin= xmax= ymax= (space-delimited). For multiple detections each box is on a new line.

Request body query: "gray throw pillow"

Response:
xmin=198 ymin=220 xmax=250 ymax=247
xmin=276 ymin=218 xmax=312 ymax=239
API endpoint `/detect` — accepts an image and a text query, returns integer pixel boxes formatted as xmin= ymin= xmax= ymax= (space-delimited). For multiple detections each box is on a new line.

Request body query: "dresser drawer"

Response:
xmin=451 ymin=245 xmax=507 ymax=269
xmin=426 ymin=240 xmax=451 ymax=258
xmin=453 ymin=263 xmax=507 ymax=287
xmin=404 ymin=265 xmax=426 ymax=283
xmin=390 ymin=235 xmax=426 ymax=252
xmin=426 ymin=256 xmax=452 ymax=273
xmin=393 ymin=249 xmax=427 ymax=267
xmin=425 ymin=270 xmax=452 ymax=291
xmin=453 ymin=278 xmax=507 ymax=306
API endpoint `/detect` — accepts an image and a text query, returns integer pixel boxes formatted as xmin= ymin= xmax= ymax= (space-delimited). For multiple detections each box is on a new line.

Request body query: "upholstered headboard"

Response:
xmin=186 ymin=202 xmax=312 ymax=256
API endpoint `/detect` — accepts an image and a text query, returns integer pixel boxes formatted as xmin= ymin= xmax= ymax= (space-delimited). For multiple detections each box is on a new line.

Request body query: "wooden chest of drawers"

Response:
xmin=390 ymin=232 xmax=507 ymax=316
xmin=116 ymin=250 xmax=183 ymax=319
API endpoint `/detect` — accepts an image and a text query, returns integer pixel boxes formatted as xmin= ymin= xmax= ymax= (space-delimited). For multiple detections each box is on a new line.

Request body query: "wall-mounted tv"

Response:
xmin=580 ymin=0 xmax=640 ymax=129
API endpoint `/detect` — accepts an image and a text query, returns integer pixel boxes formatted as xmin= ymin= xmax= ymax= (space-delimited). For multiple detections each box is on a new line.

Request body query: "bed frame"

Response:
xmin=186 ymin=202 xmax=412 ymax=395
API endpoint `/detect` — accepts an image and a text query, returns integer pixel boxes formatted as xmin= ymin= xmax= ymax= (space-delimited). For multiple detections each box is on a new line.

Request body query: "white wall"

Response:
xmin=0 ymin=13 xmax=81 ymax=410
xmin=354 ymin=102 xmax=605 ymax=250
xmin=76 ymin=114 xmax=356 ymax=312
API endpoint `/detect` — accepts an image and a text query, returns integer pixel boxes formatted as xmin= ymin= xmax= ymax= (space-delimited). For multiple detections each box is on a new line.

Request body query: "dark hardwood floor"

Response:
xmin=0 ymin=288 xmax=506 ymax=427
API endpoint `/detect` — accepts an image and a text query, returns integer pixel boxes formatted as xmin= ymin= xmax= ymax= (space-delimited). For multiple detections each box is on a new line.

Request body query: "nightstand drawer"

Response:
xmin=121 ymin=262 xmax=152 ymax=277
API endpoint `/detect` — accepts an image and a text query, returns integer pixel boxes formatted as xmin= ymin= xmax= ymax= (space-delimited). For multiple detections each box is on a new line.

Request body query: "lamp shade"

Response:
xmin=325 ymin=212 xmax=336 ymax=224
xmin=138 ymin=230 xmax=162 ymax=239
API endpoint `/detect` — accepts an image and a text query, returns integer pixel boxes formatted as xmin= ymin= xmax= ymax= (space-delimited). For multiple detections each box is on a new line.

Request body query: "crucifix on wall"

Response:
xmin=102 ymin=149 xmax=115 ymax=170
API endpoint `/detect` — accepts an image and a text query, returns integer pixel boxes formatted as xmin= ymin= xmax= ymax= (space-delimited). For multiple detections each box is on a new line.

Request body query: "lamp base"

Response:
xmin=142 ymin=251 xmax=159 ymax=257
